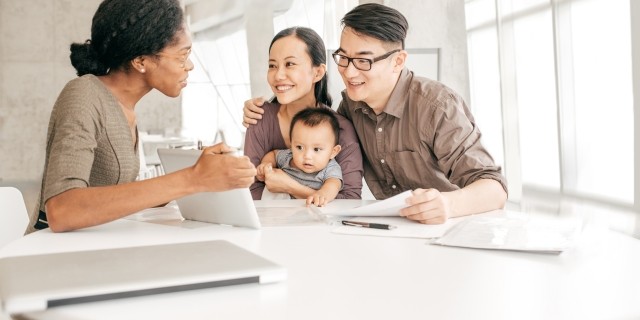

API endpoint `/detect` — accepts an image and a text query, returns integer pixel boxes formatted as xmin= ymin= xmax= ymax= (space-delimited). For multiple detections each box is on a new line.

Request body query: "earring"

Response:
xmin=140 ymin=69 xmax=145 ymax=73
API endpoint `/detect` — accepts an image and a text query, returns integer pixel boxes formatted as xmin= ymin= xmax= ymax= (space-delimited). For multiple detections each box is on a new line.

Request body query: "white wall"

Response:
xmin=386 ymin=0 xmax=470 ymax=102
xmin=0 ymin=0 xmax=181 ymax=182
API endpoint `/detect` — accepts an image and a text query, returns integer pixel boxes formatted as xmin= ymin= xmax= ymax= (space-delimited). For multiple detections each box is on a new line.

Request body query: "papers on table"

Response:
xmin=313 ymin=190 xmax=413 ymax=216
xmin=125 ymin=202 xmax=183 ymax=223
xmin=431 ymin=212 xmax=582 ymax=254
xmin=254 ymin=199 xmax=328 ymax=226
xmin=256 ymin=206 xmax=326 ymax=226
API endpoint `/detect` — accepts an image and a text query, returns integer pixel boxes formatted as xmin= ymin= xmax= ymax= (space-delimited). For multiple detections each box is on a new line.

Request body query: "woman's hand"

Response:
xmin=192 ymin=144 xmax=256 ymax=192
xmin=256 ymin=163 xmax=272 ymax=182
xmin=263 ymin=166 xmax=296 ymax=194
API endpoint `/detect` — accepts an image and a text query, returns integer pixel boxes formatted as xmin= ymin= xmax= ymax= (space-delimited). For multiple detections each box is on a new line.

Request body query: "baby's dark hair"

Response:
xmin=341 ymin=3 xmax=408 ymax=49
xmin=289 ymin=107 xmax=340 ymax=145
xmin=69 ymin=0 xmax=184 ymax=76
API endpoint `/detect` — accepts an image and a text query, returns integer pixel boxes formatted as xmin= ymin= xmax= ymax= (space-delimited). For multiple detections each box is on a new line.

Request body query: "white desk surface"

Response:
xmin=1 ymin=200 xmax=639 ymax=320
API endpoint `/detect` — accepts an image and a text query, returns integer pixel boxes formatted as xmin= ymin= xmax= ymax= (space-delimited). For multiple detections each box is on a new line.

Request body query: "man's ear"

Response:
xmin=331 ymin=144 xmax=342 ymax=158
xmin=392 ymin=50 xmax=408 ymax=73
xmin=314 ymin=64 xmax=327 ymax=83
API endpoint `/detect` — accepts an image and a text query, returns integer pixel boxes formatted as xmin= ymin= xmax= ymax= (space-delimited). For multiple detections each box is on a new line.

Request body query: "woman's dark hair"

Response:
xmin=289 ymin=107 xmax=340 ymax=145
xmin=69 ymin=0 xmax=184 ymax=76
xmin=269 ymin=27 xmax=332 ymax=107
xmin=341 ymin=3 xmax=408 ymax=49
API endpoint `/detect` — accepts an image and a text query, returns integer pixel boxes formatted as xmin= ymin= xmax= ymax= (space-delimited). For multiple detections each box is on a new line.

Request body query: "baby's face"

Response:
xmin=290 ymin=122 xmax=340 ymax=174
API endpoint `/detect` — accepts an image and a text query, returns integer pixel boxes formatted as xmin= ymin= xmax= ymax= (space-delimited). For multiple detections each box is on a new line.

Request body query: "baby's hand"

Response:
xmin=256 ymin=163 xmax=273 ymax=182
xmin=306 ymin=192 xmax=329 ymax=207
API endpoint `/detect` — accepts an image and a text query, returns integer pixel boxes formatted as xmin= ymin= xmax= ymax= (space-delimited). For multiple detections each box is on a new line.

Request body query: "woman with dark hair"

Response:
xmin=27 ymin=0 xmax=256 ymax=233
xmin=243 ymin=27 xmax=363 ymax=200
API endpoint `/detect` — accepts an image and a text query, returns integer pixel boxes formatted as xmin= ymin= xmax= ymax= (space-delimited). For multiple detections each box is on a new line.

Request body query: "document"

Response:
xmin=254 ymin=199 xmax=328 ymax=226
xmin=330 ymin=216 xmax=456 ymax=239
xmin=431 ymin=212 xmax=582 ymax=254
xmin=125 ymin=202 xmax=183 ymax=222
xmin=256 ymin=206 xmax=326 ymax=226
xmin=313 ymin=190 xmax=413 ymax=216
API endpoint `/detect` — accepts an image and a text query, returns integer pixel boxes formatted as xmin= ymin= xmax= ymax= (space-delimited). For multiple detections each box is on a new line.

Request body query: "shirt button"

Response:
xmin=377 ymin=128 xmax=382 ymax=132
xmin=392 ymin=185 xmax=397 ymax=189
xmin=380 ymin=159 xmax=385 ymax=164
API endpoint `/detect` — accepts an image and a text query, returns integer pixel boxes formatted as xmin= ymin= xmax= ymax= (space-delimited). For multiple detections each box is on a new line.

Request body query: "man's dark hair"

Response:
xmin=70 ymin=0 xmax=184 ymax=76
xmin=341 ymin=3 xmax=408 ymax=49
xmin=269 ymin=27 xmax=332 ymax=107
xmin=289 ymin=107 xmax=340 ymax=146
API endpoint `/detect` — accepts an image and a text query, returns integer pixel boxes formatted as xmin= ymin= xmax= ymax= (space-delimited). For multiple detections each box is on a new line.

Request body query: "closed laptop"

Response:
xmin=0 ymin=240 xmax=286 ymax=314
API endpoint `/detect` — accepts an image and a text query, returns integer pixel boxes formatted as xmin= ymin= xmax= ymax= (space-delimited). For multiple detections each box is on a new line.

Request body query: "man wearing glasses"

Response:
xmin=244 ymin=3 xmax=507 ymax=224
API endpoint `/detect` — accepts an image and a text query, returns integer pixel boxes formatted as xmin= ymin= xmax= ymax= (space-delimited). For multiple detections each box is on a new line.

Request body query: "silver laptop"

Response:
xmin=157 ymin=148 xmax=261 ymax=229
xmin=0 ymin=240 xmax=287 ymax=314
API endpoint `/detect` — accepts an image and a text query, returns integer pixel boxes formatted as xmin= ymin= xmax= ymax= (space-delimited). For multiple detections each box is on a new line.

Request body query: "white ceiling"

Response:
xmin=185 ymin=0 xmax=293 ymax=35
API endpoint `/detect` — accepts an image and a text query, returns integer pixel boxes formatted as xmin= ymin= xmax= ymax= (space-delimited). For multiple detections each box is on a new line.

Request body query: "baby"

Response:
xmin=256 ymin=107 xmax=342 ymax=206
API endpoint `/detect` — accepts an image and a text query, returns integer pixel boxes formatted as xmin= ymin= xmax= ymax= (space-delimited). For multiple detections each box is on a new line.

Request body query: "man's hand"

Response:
xmin=192 ymin=144 xmax=257 ymax=192
xmin=242 ymin=97 xmax=266 ymax=127
xmin=399 ymin=188 xmax=451 ymax=224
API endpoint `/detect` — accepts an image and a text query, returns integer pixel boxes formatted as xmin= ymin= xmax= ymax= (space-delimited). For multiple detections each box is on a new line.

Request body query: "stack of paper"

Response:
xmin=431 ymin=212 xmax=582 ymax=254
xmin=313 ymin=190 xmax=412 ymax=217
xmin=312 ymin=191 xmax=456 ymax=239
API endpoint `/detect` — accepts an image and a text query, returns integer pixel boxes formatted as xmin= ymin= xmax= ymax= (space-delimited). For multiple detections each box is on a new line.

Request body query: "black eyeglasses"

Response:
xmin=331 ymin=49 xmax=400 ymax=71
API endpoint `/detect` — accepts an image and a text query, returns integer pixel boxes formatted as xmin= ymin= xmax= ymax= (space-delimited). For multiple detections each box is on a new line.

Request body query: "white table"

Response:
xmin=1 ymin=200 xmax=639 ymax=320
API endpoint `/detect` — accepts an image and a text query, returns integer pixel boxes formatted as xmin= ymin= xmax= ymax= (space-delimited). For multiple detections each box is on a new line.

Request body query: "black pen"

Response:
xmin=341 ymin=220 xmax=397 ymax=230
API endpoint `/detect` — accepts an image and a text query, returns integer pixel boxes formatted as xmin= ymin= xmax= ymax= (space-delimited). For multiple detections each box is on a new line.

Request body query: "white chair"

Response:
xmin=0 ymin=187 xmax=29 ymax=248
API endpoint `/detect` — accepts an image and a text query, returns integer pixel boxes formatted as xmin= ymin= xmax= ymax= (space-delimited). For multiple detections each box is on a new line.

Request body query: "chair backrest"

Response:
xmin=0 ymin=187 xmax=29 ymax=248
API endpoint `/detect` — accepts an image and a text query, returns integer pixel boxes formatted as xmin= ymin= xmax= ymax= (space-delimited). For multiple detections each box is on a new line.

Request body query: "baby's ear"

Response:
xmin=331 ymin=145 xmax=342 ymax=158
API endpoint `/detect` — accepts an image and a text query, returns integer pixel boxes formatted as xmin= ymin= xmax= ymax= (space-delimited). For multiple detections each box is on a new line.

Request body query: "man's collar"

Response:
xmin=383 ymin=68 xmax=411 ymax=118
xmin=349 ymin=68 xmax=411 ymax=117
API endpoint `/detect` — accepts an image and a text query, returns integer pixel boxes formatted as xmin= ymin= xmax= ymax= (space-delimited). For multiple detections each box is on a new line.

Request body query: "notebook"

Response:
xmin=157 ymin=148 xmax=261 ymax=229
xmin=0 ymin=240 xmax=287 ymax=314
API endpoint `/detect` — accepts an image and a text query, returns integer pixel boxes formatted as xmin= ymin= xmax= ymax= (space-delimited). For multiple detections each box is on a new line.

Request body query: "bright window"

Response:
xmin=570 ymin=0 xmax=633 ymax=202
xmin=465 ymin=0 xmax=633 ymax=205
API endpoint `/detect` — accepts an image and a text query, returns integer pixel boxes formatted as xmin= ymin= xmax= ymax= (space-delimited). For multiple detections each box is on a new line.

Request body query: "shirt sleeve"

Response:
xmin=323 ymin=159 xmax=343 ymax=190
xmin=274 ymin=149 xmax=290 ymax=168
xmin=428 ymin=93 xmax=508 ymax=193
xmin=43 ymin=82 xmax=100 ymax=203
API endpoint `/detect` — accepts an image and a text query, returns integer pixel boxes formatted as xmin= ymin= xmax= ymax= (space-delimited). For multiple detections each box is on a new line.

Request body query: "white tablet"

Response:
xmin=157 ymin=148 xmax=261 ymax=229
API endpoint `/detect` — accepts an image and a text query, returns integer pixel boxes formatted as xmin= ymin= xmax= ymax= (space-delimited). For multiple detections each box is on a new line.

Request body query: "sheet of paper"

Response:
xmin=330 ymin=216 xmax=456 ymax=239
xmin=124 ymin=202 xmax=183 ymax=222
xmin=314 ymin=190 xmax=413 ymax=217
xmin=431 ymin=212 xmax=582 ymax=254
xmin=256 ymin=206 xmax=326 ymax=227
